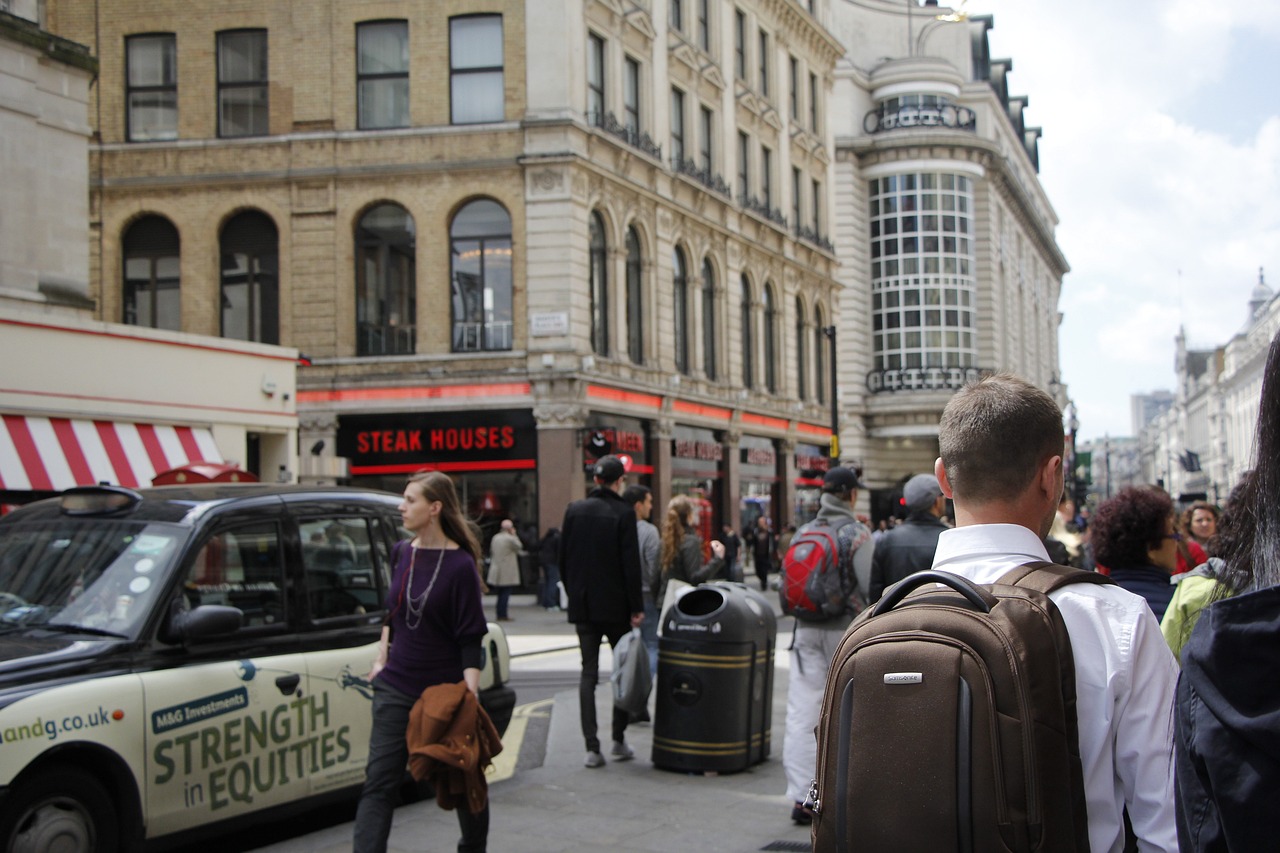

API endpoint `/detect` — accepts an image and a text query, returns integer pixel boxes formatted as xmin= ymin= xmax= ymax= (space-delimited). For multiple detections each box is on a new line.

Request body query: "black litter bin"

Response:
xmin=652 ymin=581 xmax=777 ymax=773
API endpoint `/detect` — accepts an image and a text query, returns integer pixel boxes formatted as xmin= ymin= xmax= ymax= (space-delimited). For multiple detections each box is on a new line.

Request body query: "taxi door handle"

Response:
xmin=275 ymin=673 xmax=301 ymax=695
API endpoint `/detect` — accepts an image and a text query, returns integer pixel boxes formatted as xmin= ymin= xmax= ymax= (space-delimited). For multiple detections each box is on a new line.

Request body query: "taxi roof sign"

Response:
xmin=59 ymin=485 xmax=143 ymax=516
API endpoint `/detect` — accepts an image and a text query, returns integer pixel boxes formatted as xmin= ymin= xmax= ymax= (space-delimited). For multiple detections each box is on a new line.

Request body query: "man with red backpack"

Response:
xmin=781 ymin=465 xmax=873 ymax=825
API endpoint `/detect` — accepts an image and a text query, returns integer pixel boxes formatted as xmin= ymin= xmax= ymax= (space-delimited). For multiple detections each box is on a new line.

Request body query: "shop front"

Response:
xmin=670 ymin=425 xmax=723 ymax=545
xmin=581 ymin=414 xmax=651 ymax=488
xmin=739 ymin=435 xmax=781 ymax=534
xmin=337 ymin=409 xmax=539 ymax=552
xmin=793 ymin=443 xmax=831 ymax=525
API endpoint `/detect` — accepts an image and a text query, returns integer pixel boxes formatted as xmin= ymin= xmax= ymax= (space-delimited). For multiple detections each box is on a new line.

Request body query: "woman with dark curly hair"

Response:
xmin=1090 ymin=485 xmax=1178 ymax=621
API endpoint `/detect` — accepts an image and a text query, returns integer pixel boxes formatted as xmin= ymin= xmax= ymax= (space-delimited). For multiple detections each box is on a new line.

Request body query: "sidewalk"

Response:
xmin=256 ymin=594 xmax=811 ymax=852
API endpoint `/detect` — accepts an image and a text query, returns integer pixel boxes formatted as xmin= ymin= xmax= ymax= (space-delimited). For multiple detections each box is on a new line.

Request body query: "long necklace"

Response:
xmin=404 ymin=544 xmax=445 ymax=630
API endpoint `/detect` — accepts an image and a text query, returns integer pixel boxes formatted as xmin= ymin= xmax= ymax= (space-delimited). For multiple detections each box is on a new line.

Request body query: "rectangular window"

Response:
xmin=758 ymin=29 xmax=769 ymax=97
xmin=126 ymin=33 xmax=177 ymax=142
xmin=670 ymin=88 xmax=686 ymax=163
xmin=737 ymin=131 xmax=750 ymax=199
xmin=789 ymin=56 xmax=799 ymax=121
xmin=792 ymin=167 xmax=802 ymax=227
xmin=217 ymin=30 xmax=268 ymax=138
xmin=670 ymin=0 xmax=683 ymax=33
xmin=697 ymin=0 xmax=711 ymax=52
xmin=357 ymin=21 xmax=408 ymax=129
xmin=812 ymin=178 xmax=821 ymax=231
xmin=450 ymin=15 xmax=504 ymax=124
xmin=699 ymin=106 xmax=713 ymax=171
xmin=809 ymin=72 xmax=819 ymax=131
xmin=761 ymin=146 xmax=772 ymax=208
xmin=734 ymin=10 xmax=746 ymax=81
xmin=624 ymin=56 xmax=640 ymax=133
xmin=587 ymin=33 xmax=605 ymax=125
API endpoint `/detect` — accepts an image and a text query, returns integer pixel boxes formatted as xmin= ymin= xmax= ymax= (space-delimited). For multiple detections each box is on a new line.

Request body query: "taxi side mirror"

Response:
xmin=164 ymin=603 xmax=243 ymax=644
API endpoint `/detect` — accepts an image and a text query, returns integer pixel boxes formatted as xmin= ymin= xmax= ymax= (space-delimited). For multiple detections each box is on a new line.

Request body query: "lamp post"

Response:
xmin=1067 ymin=401 xmax=1080 ymax=504
xmin=823 ymin=325 xmax=838 ymax=464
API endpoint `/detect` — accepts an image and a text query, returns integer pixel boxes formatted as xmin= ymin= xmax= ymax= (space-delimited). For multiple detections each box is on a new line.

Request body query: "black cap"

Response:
xmin=823 ymin=465 xmax=868 ymax=493
xmin=593 ymin=454 xmax=626 ymax=483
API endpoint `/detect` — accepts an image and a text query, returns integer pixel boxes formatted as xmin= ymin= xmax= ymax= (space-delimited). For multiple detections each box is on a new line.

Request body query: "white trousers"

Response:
xmin=782 ymin=623 xmax=846 ymax=804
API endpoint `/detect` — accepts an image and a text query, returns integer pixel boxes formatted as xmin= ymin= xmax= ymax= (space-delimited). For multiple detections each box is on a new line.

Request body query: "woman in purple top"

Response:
xmin=353 ymin=470 xmax=490 ymax=853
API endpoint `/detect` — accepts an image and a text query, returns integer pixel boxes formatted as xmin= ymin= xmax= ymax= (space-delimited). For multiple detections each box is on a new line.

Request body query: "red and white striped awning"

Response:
xmin=0 ymin=415 xmax=223 ymax=492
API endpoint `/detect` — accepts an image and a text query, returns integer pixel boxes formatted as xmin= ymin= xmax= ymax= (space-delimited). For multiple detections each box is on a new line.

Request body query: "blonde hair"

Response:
xmin=660 ymin=496 xmax=694 ymax=575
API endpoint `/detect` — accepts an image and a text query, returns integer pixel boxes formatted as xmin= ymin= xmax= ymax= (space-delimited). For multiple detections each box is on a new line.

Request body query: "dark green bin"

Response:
xmin=652 ymin=581 xmax=777 ymax=773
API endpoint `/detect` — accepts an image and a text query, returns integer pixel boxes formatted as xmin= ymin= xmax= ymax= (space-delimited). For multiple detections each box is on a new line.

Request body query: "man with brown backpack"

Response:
xmin=808 ymin=375 xmax=1178 ymax=852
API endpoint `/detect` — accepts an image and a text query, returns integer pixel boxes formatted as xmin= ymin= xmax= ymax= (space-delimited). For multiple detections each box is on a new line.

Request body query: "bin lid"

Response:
xmin=667 ymin=582 xmax=776 ymax=640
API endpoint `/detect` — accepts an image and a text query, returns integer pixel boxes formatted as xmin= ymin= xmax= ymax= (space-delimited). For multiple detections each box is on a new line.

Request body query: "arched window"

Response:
xmin=122 ymin=215 xmax=180 ymax=330
xmin=673 ymin=246 xmax=689 ymax=374
xmin=795 ymin=295 xmax=807 ymax=401
xmin=589 ymin=212 xmax=609 ymax=355
xmin=814 ymin=303 xmax=828 ymax=405
xmin=626 ymin=227 xmax=644 ymax=364
xmin=355 ymin=203 xmax=415 ymax=356
xmin=451 ymin=198 xmax=513 ymax=352
xmin=220 ymin=210 xmax=278 ymax=344
xmin=740 ymin=275 xmax=754 ymax=389
xmin=764 ymin=283 xmax=778 ymax=393
xmin=701 ymin=258 xmax=717 ymax=381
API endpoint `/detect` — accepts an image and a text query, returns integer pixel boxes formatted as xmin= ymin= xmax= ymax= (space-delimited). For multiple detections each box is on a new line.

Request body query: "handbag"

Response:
xmin=611 ymin=627 xmax=652 ymax=716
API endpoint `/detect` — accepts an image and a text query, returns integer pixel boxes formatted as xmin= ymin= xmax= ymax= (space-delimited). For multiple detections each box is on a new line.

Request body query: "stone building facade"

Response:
xmin=45 ymin=0 xmax=846 ymax=540
xmin=827 ymin=0 xmax=1067 ymax=517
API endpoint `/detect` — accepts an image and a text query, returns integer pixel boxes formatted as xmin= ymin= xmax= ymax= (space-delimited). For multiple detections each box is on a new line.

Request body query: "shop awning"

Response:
xmin=0 ymin=415 xmax=223 ymax=493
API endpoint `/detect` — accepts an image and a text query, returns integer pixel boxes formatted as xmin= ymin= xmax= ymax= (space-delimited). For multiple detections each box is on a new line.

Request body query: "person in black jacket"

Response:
xmin=867 ymin=473 xmax=948 ymax=603
xmin=559 ymin=455 xmax=644 ymax=769
xmin=1176 ymin=328 xmax=1280 ymax=851
xmin=1091 ymin=486 xmax=1179 ymax=622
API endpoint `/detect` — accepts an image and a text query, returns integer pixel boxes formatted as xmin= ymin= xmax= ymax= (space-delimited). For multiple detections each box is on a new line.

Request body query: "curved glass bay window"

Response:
xmin=451 ymin=198 xmax=513 ymax=352
xmin=870 ymin=172 xmax=976 ymax=372
xmin=356 ymin=203 xmax=415 ymax=356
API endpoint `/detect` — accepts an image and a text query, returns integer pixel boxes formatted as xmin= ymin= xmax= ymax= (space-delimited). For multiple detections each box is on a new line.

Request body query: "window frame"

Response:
xmin=449 ymin=14 xmax=505 ymax=125
xmin=623 ymin=55 xmax=641 ymax=134
xmin=673 ymin=246 xmax=690 ymax=375
xmin=125 ymin=33 xmax=178 ymax=142
xmin=670 ymin=87 xmax=686 ymax=164
xmin=589 ymin=211 xmax=610 ymax=356
xmin=795 ymin=295 xmax=807 ymax=401
xmin=122 ymin=215 xmax=181 ymax=331
xmin=737 ymin=131 xmax=751 ymax=200
xmin=701 ymin=258 xmax=717 ymax=381
xmin=761 ymin=146 xmax=773 ymax=209
xmin=219 ymin=210 xmax=279 ymax=345
xmin=216 ymin=29 xmax=268 ymax=139
xmin=789 ymin=56 xmax=799 ymax=121
xmin=699 ymin=105 xmax=714 ymax=172
xmin=450 ymin=198 xmax=514 ymax=353
xmin=763 ymin=283 xmax=778 ymax=394
xmin=587 ymin=32 xmax=606 ymax=125
xmin=626 ymin=226 xmax=644 ymax=364
xmin=356 ymin=20 xmax=410 ymax=130
xmin=355 ymin=202 xmax=416 ymax=356
xmin=758 ymin=28 xmax=770 ymax=98
xmin=697 ymin=0 xmax=711 ymax=53
xmin=740 ymin=275 xmax=754 ymax=390
xmin=734 ymin=10 xmax=746 ymax=81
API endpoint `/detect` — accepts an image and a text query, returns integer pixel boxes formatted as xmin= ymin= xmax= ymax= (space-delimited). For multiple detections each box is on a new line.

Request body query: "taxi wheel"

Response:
xmin=0 ymin=766 xmax=118 ymax=853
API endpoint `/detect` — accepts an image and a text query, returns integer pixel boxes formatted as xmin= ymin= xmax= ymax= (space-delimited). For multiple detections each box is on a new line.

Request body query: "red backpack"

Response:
xmin=780 ymin=517 xmax=868 ymax=621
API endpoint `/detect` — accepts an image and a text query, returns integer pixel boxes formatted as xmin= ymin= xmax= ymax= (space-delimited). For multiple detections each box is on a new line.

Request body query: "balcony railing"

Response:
xmin=863 ymin=101 xmax=977 ymax=135
xmin=740 ymin=194 xmax=788 ymax=228
xmin=586 ymin=110 xmax=663 ymax=160
xmin=452 ymin=320 xmax=513 ymax=353
xmin=866 ymin=366 xmax=993 ymax=394
xmin=671 ymin=157 xmax=732 ymax=198
xmin=357 ymin=323 xmax=415 ymax=357
xmin=794 ymin=224 xmax=834 ymax=252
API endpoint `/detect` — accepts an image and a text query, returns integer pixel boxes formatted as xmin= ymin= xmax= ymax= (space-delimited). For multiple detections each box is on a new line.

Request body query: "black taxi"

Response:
xmin=0 ymin=484 xmax=512 ymax=853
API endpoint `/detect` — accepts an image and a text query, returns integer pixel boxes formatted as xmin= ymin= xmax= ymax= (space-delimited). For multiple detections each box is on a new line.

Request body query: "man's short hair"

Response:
xmin=938 ymin=373 xmax=1064 ymax=504
xmin=622 ymin=484 xmax=651 ymax=507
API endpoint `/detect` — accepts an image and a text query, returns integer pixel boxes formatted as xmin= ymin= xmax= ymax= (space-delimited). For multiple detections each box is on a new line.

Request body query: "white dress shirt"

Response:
xmin=931 ymin=524 xmax=1179 ymax=853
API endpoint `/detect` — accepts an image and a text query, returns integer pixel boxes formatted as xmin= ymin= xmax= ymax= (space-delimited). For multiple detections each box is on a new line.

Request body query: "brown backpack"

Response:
xmin=808 ymin=562 xmax=1112 ymax=853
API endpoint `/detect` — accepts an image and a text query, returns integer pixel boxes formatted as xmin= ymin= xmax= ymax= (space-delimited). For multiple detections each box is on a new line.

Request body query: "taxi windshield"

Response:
xmin=0 ymin=516 xmax=186 ymax=638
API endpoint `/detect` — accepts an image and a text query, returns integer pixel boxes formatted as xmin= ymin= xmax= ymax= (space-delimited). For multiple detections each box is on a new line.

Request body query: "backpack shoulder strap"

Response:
xmin=996 ymin=560 xmax=1114 ymax=595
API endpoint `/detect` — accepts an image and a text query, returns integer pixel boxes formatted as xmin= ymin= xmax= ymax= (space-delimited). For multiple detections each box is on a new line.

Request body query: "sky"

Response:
xmin=962 ymin=0 xmax=1280 ymax=441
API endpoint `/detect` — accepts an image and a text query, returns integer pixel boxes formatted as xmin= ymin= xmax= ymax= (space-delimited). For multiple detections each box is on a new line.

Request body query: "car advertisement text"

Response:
xmin=152 ymin=687 xmax=351 ymax=812
xmin=1 ymin=705 xmax=122 ymax=745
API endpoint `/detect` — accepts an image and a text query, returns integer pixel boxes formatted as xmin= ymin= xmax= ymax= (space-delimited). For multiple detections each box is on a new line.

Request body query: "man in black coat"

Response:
xmin=559 ymin=454 xmax=644 ymax=768
xmin=867 ymin=473 xmax=949 ymax=603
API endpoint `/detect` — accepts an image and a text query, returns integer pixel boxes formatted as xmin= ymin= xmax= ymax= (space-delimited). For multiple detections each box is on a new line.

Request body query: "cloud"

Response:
xmin=968 ymin=0 xmax=1280 ymax=439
